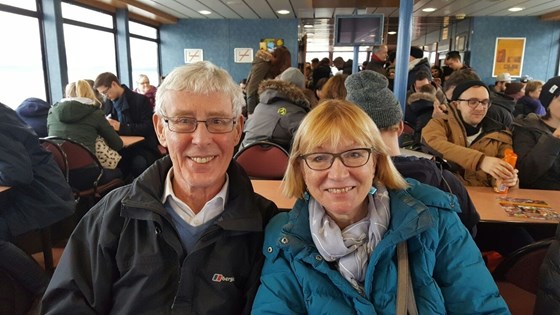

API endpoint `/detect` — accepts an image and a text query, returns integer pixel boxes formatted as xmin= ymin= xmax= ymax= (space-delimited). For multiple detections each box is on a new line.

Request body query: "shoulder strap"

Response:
xmin=396 ymin=241 xmax=418 ymax=315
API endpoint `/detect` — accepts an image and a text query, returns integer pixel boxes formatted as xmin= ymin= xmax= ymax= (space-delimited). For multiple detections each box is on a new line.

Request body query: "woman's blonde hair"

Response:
xmin=283 ymin=99 xmax=408 ymax=198
xmin=67 ymin=80 xmax=102 ymax=108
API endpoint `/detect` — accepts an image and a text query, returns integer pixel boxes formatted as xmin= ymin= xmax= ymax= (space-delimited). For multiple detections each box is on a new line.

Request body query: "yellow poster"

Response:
xmin=492 ymin=37 xmax=525 ymax=77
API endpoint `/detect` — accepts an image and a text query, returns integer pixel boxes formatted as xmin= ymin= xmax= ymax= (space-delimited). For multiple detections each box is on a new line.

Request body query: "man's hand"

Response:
xmin=107 ymin=118 xmax=120 ymax=132
xmin=479 ymin=156 xmax=515 ymax=180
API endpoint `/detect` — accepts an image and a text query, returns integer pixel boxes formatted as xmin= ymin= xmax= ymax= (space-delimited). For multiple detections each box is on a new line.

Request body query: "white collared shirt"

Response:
xmin=161 ymin=167 xmax=228 ymax=227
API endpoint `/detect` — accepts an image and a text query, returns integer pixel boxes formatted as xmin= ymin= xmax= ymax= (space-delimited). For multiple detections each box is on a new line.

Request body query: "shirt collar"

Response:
xmin=162 ymin=167 xmax=229 ymax=226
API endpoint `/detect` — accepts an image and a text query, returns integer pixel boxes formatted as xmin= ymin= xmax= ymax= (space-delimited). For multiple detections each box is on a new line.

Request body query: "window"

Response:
xmin=129 ymin=21 xmax=160 ymax=90
xmin=0 ymin=8 xmax=45 ymax=108
xmin=0 ymin=0 xmax=36 ymax=11
xmin=62 ymin=2 xmax=116 ymax=83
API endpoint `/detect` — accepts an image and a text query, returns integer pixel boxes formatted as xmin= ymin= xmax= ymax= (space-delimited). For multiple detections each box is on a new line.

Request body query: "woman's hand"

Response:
xmin=479 ymin=156 xmax=515 ymax=180
xmin=500 ymin=169 xmax=519 ymax=188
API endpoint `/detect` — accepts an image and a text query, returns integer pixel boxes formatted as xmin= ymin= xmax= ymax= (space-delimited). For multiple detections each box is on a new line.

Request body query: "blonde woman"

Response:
xmin=252 ymin=100 xmax=508 ymax=314
xmin=47 ymin=79 xmax=123 ymax=189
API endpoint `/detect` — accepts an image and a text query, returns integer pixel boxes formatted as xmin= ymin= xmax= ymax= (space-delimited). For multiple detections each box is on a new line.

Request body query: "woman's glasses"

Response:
xmin=299 ymin=148 xmax=374 ymax=171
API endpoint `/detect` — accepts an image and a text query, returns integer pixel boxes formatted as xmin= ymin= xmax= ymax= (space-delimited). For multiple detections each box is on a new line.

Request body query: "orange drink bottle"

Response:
xmin=494 ymin=149 xmax=518 ymax=194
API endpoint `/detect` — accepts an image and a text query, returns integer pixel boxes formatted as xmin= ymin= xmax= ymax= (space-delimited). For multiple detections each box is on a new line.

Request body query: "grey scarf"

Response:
xmin=309 ymin=184 xmax=390 ymax=291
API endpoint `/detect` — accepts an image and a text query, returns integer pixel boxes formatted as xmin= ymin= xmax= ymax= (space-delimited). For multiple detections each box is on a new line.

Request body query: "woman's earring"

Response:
xmin=369 ymin=187 xmax=377 ymax=195
xmin=303 ymin=191 xmax=310 ymax=201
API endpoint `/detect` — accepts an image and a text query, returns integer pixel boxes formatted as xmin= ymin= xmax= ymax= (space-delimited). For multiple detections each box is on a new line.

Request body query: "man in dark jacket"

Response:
xmin=94 ymin=72 xmax=161 ymax=178
xmin=42 ymin=61 xmax=279 ymax=314
xmin=346 ymin=70 xmax=480 ymax=235
xmin=0 ymin=103 xmax=75 ymax=308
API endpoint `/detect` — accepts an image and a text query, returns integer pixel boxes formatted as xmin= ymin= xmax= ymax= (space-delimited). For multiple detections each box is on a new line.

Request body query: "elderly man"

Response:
xmin=42 ymin=62 xmax=279 ymax=314
xmin=365 ymin=44 xmax=388 ymax=76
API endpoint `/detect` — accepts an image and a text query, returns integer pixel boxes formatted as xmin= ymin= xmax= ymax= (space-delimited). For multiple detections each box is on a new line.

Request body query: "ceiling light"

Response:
xmin=277 ymin=10 xmax=290 ymax=15
xmin=199 ymin=10 xmax=211 ymax=15
xmin=422 ymin=8 xmax=436 ymax=13
xmin=508 ymin=7 xmax=523 ymax=12
xmin=388 ymin=31 xmax=397 ymax=35
xmin=303 ymin=24 xmax=313 ymax=28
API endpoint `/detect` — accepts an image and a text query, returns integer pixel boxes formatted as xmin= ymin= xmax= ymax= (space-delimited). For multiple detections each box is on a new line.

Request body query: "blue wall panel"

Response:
xmin=470 ymin=16 xmax=560 ymax=84
xmin=160 ymin=19 xmax=299 ymax=82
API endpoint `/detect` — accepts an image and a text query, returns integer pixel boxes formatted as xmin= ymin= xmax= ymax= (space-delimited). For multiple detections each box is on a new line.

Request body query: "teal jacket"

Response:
xmin=253 ymin=179 xmax=510 ymax=314
xmin=47 ymin=98 xmax=123 ymax=153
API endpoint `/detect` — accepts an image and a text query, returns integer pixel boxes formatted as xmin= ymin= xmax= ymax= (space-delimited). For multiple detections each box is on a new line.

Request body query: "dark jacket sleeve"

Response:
xmin=95 ymin=110 xmax=124 ymax=151
xmin=513 ymin=125 xmax=560 ymax=188
xmin=42 ymin=197 xmax=121 ymax=314
xmin=0 ymin=133 xmax=33 ymax=186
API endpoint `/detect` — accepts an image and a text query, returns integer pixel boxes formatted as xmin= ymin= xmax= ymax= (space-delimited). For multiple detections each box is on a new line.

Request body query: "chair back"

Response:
xmin=234 ymin=141 xmax=289 ymax=180
xmin=39 ymin=138 xmax=69 ymax=182
xmin=493 ymin=239 xmax=554 ymax=293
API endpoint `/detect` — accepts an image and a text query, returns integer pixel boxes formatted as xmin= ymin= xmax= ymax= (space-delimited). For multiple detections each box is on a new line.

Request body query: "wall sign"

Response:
xmin=184 ymin=49 xmax=203 ymax=63
xmin=492 ymin=38 xmax=525 ymax=77
xmin=234 ymin=48 xmax=253 ymax=63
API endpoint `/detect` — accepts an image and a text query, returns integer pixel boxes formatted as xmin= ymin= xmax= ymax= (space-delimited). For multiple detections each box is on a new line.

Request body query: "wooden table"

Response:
xmin=121 ymin=136 xmax=145 ymax=148
xmin=251 ymin=180 xmax=296 ymax=210
xmin=0 ymin=186 xmax=11 ymax=193
xmin=466 ymin=186 xmax=560 ymax=224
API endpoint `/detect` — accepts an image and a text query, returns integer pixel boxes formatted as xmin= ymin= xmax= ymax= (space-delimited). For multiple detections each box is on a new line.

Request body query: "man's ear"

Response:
xmin=397 ymin=121 xmax=405 ymax=136
xmin=153 ymin=114 xmax=167 ymax=147
xmin=234 ymin=115 xmax=244 ymax=145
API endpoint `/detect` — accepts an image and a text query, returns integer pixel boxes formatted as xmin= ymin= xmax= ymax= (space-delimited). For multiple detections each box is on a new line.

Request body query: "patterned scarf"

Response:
xmin=309 ymin=184 xmax=390 ymax=292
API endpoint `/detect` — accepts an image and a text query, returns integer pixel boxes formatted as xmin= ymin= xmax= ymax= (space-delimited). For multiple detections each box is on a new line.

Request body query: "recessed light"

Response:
xmin=303 ymin=24 xmax=313 ymax=28
xmin=508 ymin=7 xmax=523 ymax=12
xmin=199 ymin=10 xmax=211 ymax=15
xmin=388 ymin=31 xmax=397 ymax=35
xmin=422 ymin=8 xmax=436 ymax=13
xmin=277 ymin=10 xmax=290 ymax=15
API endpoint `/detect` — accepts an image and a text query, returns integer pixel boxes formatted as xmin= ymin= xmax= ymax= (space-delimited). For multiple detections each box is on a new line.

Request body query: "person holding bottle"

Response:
xmin=422 ymin=80 xmax=518 ymax=188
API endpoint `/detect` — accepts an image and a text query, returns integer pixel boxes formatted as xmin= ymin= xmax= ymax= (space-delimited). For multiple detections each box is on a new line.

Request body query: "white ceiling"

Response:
xmin=127 ymin=0 xmax=560 ymax=47
xmin=136 ymin=0 xmax=560 ymax=20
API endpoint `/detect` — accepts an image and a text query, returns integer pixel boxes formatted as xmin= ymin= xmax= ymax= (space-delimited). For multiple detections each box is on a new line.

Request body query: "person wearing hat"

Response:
xmin=492 ymin=72 xmax=512 ymax=93
xmin=512 ymin=76 xmax=560 ymax=190
xmin=407 ymin=46 xmax=432 ymax=89
xmin=240 ymin=67 xmax=311 ymax=152
xmin=345 ymin=70 xmax=479 ymax=235
xmin=422 ymin=80 xmax=518 ymax=188
xmin=15 ymin=97 xmax=50 ymax=137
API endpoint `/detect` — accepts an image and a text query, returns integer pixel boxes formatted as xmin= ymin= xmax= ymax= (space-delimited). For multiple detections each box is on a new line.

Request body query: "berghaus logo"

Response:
xmin=212 ymin=273 xmax=235 ymax=282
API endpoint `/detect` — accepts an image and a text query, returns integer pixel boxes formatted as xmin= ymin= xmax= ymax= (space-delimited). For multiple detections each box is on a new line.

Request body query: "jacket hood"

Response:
xmin=513 ymin=113 xmax=546 ymax=131
xmin=258 ymin=79 xmax=310 ymax=109
xmin=51 ymin=98 xmax=98 ymax=123
xmin=16 ymin=98 xmax=50 ymax=117
xmin=407 ymin=91 xmax=436 ymax=105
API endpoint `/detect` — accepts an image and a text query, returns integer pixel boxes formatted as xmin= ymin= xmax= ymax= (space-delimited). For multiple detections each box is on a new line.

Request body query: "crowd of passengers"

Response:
xmin=1 ymin=44 xmax=559 ymax=314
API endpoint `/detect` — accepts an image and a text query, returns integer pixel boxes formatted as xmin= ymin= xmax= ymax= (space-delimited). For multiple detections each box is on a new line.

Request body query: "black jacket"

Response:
xmin=103 ymin=85 xmax=159 ymax=155
xmin=392 ymin=155 xmax=480 ymax=235
xmin=0 ymin=103 xmax=74 ymax=237
xmin=512 ymin=114 xmax=560 ymax=190
xmin=42 ymin=156 xmax=279 ymax=314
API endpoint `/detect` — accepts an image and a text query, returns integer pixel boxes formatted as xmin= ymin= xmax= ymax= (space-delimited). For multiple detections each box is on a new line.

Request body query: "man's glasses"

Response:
xmin=456 ymin=98 xmax=491 ymax=109
xmin=162 ymin=116 xmax=236 ymax=134
xmin=98 ymin=86 xmax=110 ymax=96
xmin=299 ymin=148 xmax=374 ymax=171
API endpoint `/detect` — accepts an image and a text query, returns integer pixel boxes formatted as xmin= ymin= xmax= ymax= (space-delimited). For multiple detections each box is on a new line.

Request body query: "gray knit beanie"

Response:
xmin=279 ymin=67 xmax=305 ymax=89
xmin=345 ymin=70 xmax=403 ymax=129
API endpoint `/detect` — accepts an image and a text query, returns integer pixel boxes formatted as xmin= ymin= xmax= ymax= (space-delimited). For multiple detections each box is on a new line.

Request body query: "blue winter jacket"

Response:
xmin=252 ymin=179 xmax=510 ymax=314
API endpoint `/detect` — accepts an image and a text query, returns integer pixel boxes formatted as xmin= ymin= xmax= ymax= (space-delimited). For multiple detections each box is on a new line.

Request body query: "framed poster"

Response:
xmin=234 ymin=48 xmax=253 ymax=63
xmin=492 ymin=38 xmax=525 ymax=77
xmin=455 ymin=34 xmax=466 ymax=51
xmin=184 ymin=49 xmax=203 ymax=63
